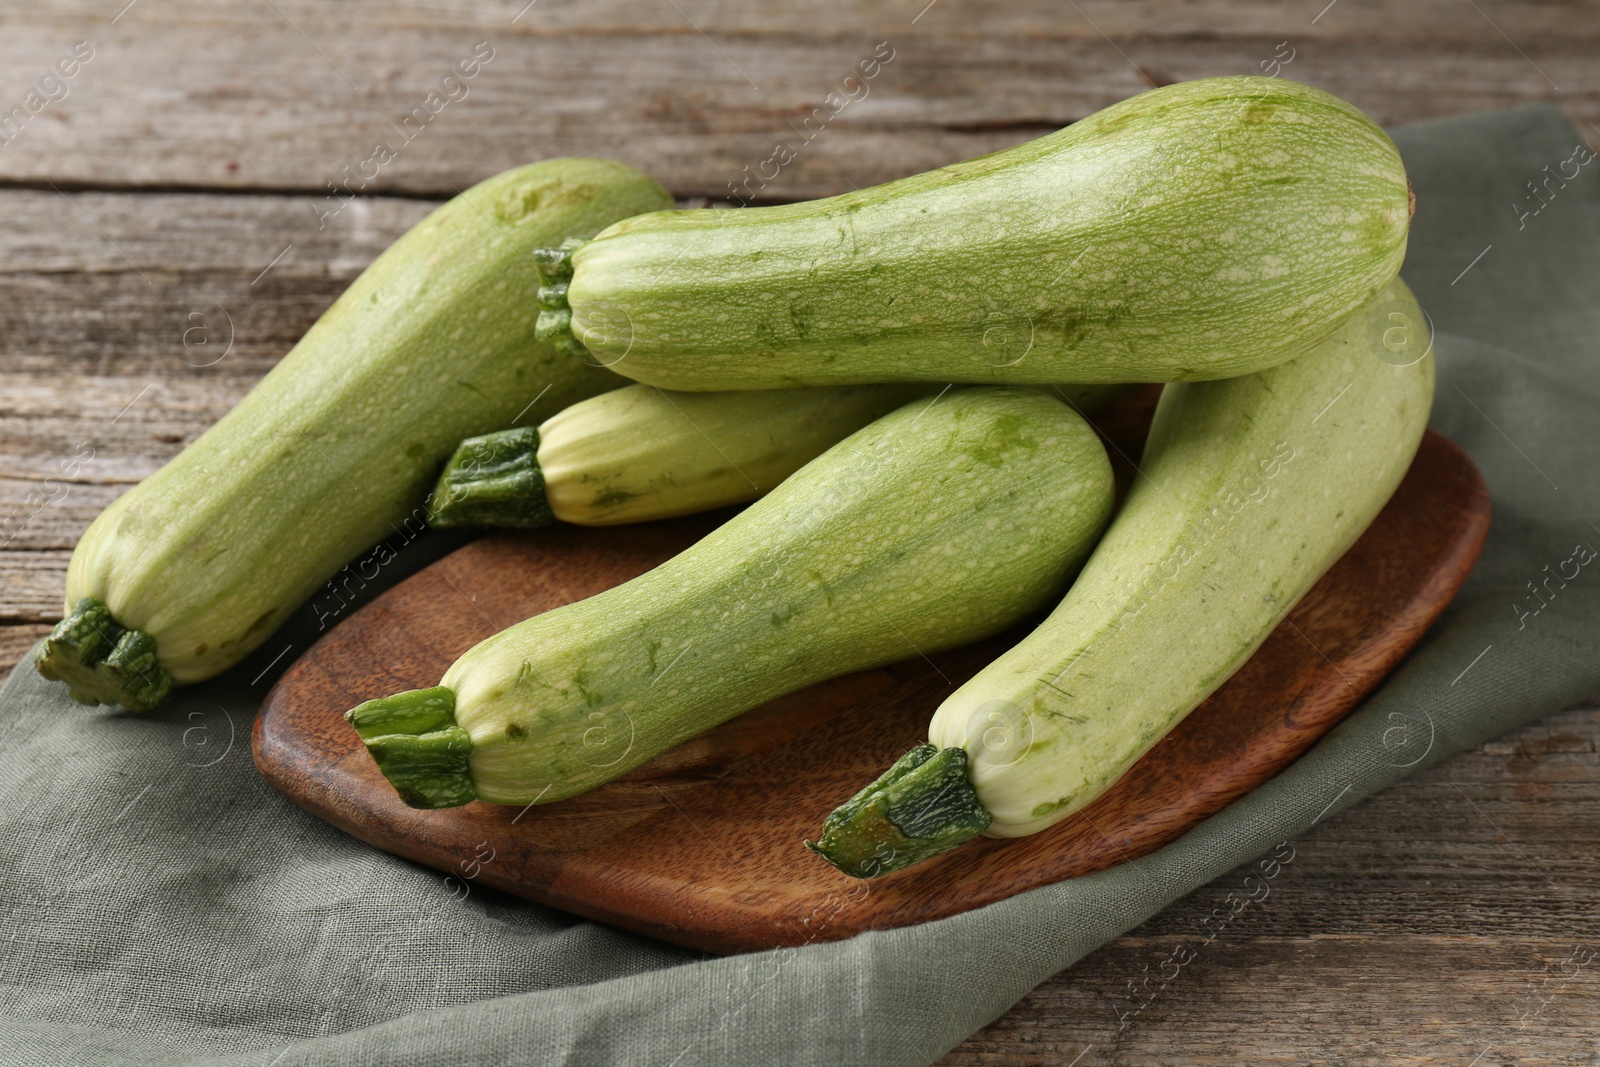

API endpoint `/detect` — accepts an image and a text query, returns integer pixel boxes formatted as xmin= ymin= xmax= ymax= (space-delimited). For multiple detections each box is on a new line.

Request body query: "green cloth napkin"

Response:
xmin=2 ymin=104 xmax=1597 ymax=1067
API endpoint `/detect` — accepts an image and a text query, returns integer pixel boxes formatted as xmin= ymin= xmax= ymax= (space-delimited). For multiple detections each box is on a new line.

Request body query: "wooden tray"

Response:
xmin=254 ymin=397 xmax=1489 ymax=954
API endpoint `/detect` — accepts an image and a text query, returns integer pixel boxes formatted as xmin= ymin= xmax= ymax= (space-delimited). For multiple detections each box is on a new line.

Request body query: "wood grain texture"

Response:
xmin=251 ymin=418 xmax=1489 ymax=953
xmin=0 ymin=1 xmax=1592 ymax=201
xmin=2 ymin=0 xmax=1597 ymax=1058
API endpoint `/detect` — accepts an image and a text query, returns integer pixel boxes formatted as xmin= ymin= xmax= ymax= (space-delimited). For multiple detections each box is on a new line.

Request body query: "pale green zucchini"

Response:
xmin=40 ymin=160 xmax=674 ymax=711
xmin=427 ymin=382 xmax=1126 ymax=528
xmin=809 ymin=277 xmax=1435 ymax=876
xmin=346 ymin=387 xmax=1116 ymax=809
xmin=543 ymin=77 xmax=1411 ymax=389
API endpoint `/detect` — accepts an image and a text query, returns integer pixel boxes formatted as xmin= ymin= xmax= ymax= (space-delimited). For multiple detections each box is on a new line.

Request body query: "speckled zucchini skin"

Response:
xmin=533 ymin=382 xmax=1124 ymax=526
xmin=538 ymin=382 xmax=933 ymax=525
xmin=929 ymin=277 xmax=1435 ymax=836
xmin=444 ymin=387 xmax=1115 ymax=805
xmin=61 ymin=159 xmax=673 ymax=692
xmin=567 ymin=77 xmax=1410 ymax=389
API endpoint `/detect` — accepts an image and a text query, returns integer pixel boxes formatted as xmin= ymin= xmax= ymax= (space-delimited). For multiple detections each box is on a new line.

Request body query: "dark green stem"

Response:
xmin=805 ymin=743 xmax=992 ymax=878
xmin=35 ymin=596 xmax=173 ymax=712
xmin=428 ymin=426 xmax=554 ymax=529
xmin=346 ymin=686 xmax=478 ymax=809
xmin=532 ymin=237 xmax=589 ymax=360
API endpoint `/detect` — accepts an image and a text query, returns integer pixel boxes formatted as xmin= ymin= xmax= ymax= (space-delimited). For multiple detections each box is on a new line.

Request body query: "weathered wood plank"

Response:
xmin=0 ymin=550 xmax=70 ymax=624
xmin=0 ymin=1 xmax=1591 ymax=200
xmin=0 ymin=193 xmax=428 ymax=276
xmin=0 ymin=625 xmax=51 ymax=682
xmin=9 ymin=0 xmax=1599 ymax=39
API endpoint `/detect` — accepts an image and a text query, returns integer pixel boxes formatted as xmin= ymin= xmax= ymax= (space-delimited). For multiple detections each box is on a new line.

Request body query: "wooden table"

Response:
xmin=2 ymin=2 xmax=1595 ymax=1062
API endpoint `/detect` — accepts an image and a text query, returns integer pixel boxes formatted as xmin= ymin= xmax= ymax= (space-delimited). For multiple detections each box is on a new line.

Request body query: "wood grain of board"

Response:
xmin=253 ymin=421 xmax=1489 ymax=953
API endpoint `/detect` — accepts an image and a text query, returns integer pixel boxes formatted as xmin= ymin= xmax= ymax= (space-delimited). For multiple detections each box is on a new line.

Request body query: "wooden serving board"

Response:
xmin=254 ymin=394 xmax=1489 ymax=955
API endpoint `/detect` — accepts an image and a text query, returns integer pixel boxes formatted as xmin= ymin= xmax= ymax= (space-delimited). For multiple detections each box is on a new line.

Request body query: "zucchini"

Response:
xmin=39 ymin=159 xmax=675 ymax=711
xmin=541 ymin=77 xmax=1411 ymax=390
xmin=428 ymin=382 xmax=1126 ymax=528
xmin=808 ymin=277 xmax=1435 ymax=876
xmin=346 ymin=386 xmax=1116 ymax=809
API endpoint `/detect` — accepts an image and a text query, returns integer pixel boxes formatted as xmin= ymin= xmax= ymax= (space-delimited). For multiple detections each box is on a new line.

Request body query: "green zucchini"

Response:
xmin=428 ymin=382 xmax=1127 ymax=528
xmin=39 ymin=159 xmax=674 ymax=711
xmin=808 ymin=277 xmax=1435 ymax=876
xmin=543 ymin=77 xmax=1411 ymax=389
xmin=346 ymin=386 xmax=1116 ymax=809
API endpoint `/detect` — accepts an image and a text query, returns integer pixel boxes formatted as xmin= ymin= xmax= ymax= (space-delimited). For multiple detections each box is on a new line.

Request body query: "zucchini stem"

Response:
xmin=532 ymin=237 xmax=589 ymax=360
xmin=428 ymin=426 xmax=554 ymax=529
xmin=805 ymin=743 xmax=992 ymax=878
xmin=35 ymin=596 xmax=174 ymax=712
xmin=345 ymin=686 xmax=478 ymax=809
